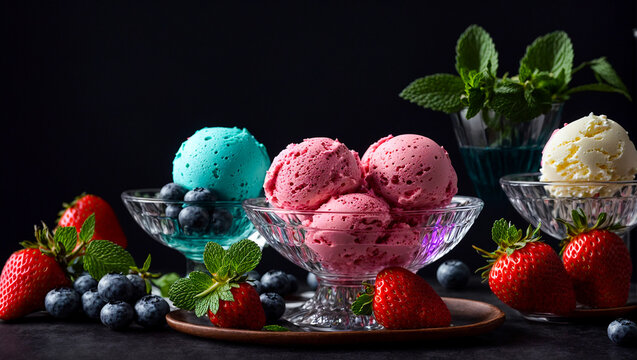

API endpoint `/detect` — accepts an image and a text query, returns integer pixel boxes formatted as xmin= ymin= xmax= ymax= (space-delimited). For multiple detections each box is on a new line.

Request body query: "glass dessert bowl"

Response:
xmin=122 ymin=189 xmax=258 ymax=273
xmin=243 ymin=196 xmax=483 ymax=331
xmin=500 ymin=173 xmax=637 ymax=243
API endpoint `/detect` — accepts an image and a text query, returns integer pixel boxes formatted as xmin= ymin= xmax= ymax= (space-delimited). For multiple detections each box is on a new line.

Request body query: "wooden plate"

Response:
xmin=165 ymin=297 xmax=505 ymax=345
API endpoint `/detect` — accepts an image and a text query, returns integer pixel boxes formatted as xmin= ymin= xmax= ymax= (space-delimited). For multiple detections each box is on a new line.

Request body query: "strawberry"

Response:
xmin=557 ymin=209 xmax=632 ymax=308
xmin=351 ymin=267 xmax=450 ymax=329
xmin=474 ymin=219 xmax=575 ymax=315
xmin=0 ymin=227 xmax=70 ymax=320
xmin=58 ymin=194 xmax=127 ymax=249
xmin=207 ymin=283 xmax=266 ymax=330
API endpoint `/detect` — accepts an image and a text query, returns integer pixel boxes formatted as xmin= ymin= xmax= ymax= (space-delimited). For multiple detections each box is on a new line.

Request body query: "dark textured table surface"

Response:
xmin=1 ymin=278 xmax=635 ymax=360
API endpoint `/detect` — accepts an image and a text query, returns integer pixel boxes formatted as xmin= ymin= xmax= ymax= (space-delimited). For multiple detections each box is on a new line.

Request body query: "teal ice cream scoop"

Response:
xmin=172 ymin=127 xmax=270 ymax=201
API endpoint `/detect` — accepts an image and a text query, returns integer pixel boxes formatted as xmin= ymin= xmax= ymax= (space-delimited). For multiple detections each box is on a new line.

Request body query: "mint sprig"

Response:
xmin=400 ymin=24 xmax=631 ymax=122
xmin=83 ymin=240 xmax=136 ymax=279
xmin=168 ymin=239 xmax=261 ymax=318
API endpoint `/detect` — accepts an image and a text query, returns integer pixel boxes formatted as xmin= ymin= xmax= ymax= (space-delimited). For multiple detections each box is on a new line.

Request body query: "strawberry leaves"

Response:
xmin=474 ymin=219 xmax=542 ymax=279
xmin=168 ymin=239 xmax=261 ymax=318
xmin=557 ymin=208 xmax=624 ymax=252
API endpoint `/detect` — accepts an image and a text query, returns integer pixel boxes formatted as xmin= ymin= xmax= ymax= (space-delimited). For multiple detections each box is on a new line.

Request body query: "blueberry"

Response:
xmin=246 ymin=270 xmax=260 ymax=281
xmin=74 ymin=274 xmax=98 ymax=294
xmin=135 ymin=295 xmax=170 ymax=328
xmin=260 ymin=293 xmax=286 ymax=323
xmin=165 ymin=204 xmax=182 ymax=218
xmin=286 ymin=274 xmax=298 ymax=294
xmin=98 ymin=273 xmax=134 ymax=302
xmin=210 ymin=208 xmax=233 ymax=234
xmin=608 ymin=318 xmax=637 ymax=346
xmin=184 ymin=187 xmax=218 ymax=203
xmin=126 ymin=274 xmax=147 ymax=302
xmin=100 ymin=301 xmax=135 ymax=330
xmin=306 ymin=273 xmax=318 ymax=290
xmin=260 ymin=270 xmax=291 ymax=296
xmin=251 ymin=280 xmax=264 ymax=294
xmin=178 ymin=206 xmax=210 ymax=232
xmin=45 ymin=288 xmax=81 ymax=319
xmin=82 ymin=288 xmax=107 ymax=320
xmin=436 ymin=260 xmax=471 ymax=289
xmin=159 ymin=183 xmax=187 ymax=201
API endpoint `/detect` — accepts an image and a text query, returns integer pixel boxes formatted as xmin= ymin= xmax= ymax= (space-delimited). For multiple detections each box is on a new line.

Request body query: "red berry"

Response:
xmin=0 ymin=249 xmax=70 ymax=320
xmin=207 ymin=283 xmax=266 ymax=330
xmin=489 ymin=242 xmax=575 ymax=315
xmin=562 ymin=229 xmax=631 ymax=308
xmin=372 ymin=267 xmax=450 ymax=329
xmin=58 ymin=194 xmax=127 ymax=249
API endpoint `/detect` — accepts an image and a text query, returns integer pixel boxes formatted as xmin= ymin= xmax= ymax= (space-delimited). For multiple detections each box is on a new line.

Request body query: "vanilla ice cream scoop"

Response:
xmin=540 ymin=113 xmax=637 ymax=196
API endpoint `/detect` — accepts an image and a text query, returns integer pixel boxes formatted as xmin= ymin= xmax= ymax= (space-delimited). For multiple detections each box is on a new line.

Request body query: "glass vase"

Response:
xmin=450 ymin=104 xmax=563 ymax=202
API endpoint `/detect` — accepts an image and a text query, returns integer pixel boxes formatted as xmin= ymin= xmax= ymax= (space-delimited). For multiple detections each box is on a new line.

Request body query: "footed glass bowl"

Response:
xmin=243 ymin=196 xmax=483 ymax=331
xmin=500 ymin=173 xmax=637 ymax=242
xmin=121 ymin=189 xmax=257 ymax=273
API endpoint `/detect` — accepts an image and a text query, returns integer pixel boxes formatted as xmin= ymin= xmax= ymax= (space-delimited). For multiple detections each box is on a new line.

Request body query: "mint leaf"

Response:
xmin=83 ymin=240 xmax=136 ymax=279
xmin=203 ymin=242 xmax=225 ymax=275
xmin=169 ymin=278 xmax=197 ymax=311
xmin=188 ymin=271 xmax=213 ymax=293
xmin=399 ymin=74 xmax=465 ymax=113
xmin=590 ymin=58 xmax=629 ymax=92
xmin=225 ymin=239 xmax=261 ymax=275
xmin=519 ymin=31 xmax=573 ymax=86
xmin=152 ymin=272 xmax=180 ymax=297
xmin=54 ymin=227 xmax=78 ymax=254
xmin=195 ymin=292 xmax=221 ymax=317
xmin=567 ymin=83 xmax=630 ymax=98
xmin=350 ymin=293 xmax=373 ymax=315
xmin=463 ymin=71 xmax=488 ymax=119
xmin=491 ymin=82 xmax=547 ymax=123
xmin=78 ymin=214 xmax=96 ymax=243
xmin=217 ymin=283 xmax=234 ymax=302
xmin=263 ymin=325 xmax=290 ymax=332
xmin=455 ymin=25 xmax=498 ymax=75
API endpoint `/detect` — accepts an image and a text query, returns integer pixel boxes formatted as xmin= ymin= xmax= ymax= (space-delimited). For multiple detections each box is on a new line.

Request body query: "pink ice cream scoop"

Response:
xmin=304 ymin=193 xmax=420 ymax=275
xmin=362 ymin=134 xmax=457 ymax=209
xmin=264 ymin=137 xmax=363 ymax=210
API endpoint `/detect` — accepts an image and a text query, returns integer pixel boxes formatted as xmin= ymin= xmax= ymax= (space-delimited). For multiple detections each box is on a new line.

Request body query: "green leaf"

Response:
xmin=195 ymin=292 xmax=221 ymax=317
xmin=217 ymin=283 xmax=234 ymax=302
xmin=225 ymin=239 xmax=262 ymax=275
xmin=203 ymin=242 xmax=225 ymax=275
xmin=262 ymin=325 xmax=290 ymax=332
xmin=350 ymin=293 xmax=374 ymax=315
xmin=141 ymin=254 xmax=152 ymax=272
xmin=54 ymin=227 xmax=78 ymax=255
xmin=491 ymin=82 xmax=547 ymax=123
xmin=491 ymin=219 xmax=509 ymax=244
xmin=168 ymin=277 xmax=198 ymax=311
xmin=519 ymin=31 xmax=573 ymax=86
xmin=152 ymin=272 xmax=181 ymax=297
xmin=455 ymin=25 xmax=499 ymax=75
xmin=78 ymin=214 xmax=96 ymax=243
xmin=83 ymin=240 xmax=136 ymax=279
xmin=399 ymin=74 xmax=465 ymax=113
xmin=566 ymin=83 xmax=631 ymax=99
xmin=589 ymin=57 xmax=631 ymax=99
xmin=188 ymin=271 xmax=214 ymax=293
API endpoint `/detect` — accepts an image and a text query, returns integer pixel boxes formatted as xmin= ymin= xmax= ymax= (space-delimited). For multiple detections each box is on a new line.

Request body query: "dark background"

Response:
xmin=3 ymin=1 xmax=636 ymax=278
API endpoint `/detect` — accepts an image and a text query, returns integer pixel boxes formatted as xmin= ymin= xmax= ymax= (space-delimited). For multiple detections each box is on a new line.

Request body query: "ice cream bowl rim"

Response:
xmin=242 ymin=195 xmax=484 ymax=216
xmin=500 ymin=172 xmax=637 ymax=189
xmin=121 ymin=188 xmax=246 ymax=206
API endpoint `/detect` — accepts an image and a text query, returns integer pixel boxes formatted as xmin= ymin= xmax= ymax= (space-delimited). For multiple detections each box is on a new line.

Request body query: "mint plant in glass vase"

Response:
xmin=400 ymin=25 xmax=631 ymax=201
